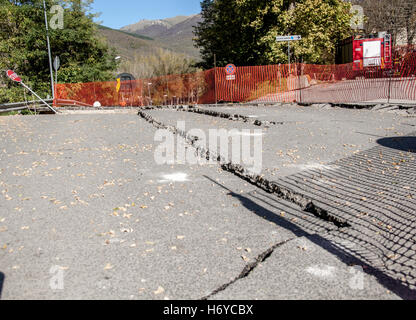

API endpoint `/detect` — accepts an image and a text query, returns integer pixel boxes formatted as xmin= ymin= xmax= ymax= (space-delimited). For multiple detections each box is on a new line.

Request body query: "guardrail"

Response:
xmin=0 ymin=99 xmax=93 ymax=113
xmin=0 ymin=99 xmax=53 ymax=113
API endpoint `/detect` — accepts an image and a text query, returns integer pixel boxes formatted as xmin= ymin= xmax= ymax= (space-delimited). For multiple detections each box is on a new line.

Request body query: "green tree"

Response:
xmin=265 ymin=0 xmax=354 ymax=64
xmin=194 ymin=0 xmax=277 ymax=68
xmin=0 ymin=0 xmax=117 ymax=103
xmin=194 ymin=0 xmax=354 ymax=68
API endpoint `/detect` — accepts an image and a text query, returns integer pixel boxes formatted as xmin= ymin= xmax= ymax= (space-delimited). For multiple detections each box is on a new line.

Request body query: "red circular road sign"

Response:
xmin=225 ymin=64 xmax=236 ymax=75
xmin=6 ymin=70 xmax=22 ymax=83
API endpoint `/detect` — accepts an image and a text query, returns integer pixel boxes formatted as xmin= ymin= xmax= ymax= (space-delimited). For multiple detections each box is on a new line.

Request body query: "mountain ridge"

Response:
xmin=121 ymin=15 xmax=193 ymax=34
xmin=97 ymin=14 xmax=202 ymax=75
xmin=119 ymin=14 xmax=202 ymax=58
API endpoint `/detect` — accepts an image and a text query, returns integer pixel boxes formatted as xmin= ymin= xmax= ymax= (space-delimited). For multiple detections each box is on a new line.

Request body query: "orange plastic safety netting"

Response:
xmin=56 ymin=50 xmax=416 ymax=106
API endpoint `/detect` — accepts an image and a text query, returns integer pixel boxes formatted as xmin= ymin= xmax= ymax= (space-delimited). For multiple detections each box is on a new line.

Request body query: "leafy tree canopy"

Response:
xmin=194 ymin=0 xmax=354 ymax=68
xmin=0 ymin=0 xmax=117 ymax=103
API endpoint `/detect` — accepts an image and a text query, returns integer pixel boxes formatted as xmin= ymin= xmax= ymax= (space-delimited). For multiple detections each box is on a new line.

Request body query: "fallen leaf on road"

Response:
xmin=104 ymin=263 xmax=113 ymax=270
xmin=154 ymin=286 xmax=165 ymax=295
xmin=241 ymin=255 xmax=250 ymax=262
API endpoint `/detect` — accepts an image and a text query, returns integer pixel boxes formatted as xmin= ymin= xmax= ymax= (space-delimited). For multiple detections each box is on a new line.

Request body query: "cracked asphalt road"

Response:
xmin=0 ymin=104 xmax=415 ymax=299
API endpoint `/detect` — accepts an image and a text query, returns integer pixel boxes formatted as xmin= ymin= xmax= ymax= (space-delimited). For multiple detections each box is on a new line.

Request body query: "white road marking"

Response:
xmin=306 ymin=265 xmax=337 ymax=279
xmin=159 ymin=172 xmax=189 ymax=182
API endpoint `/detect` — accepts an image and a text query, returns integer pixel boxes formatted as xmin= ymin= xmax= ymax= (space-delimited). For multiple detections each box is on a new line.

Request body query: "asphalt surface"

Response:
xmin=0 ymin=104 xmax=415 ymax=300
xmin=147 ymin=105 xmax=415 ymax=178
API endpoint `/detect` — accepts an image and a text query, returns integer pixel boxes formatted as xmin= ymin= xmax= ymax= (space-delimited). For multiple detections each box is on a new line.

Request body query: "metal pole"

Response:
xmin=278 ymin=64 xmax=281 ymax=88
xmin=388 ymin=71 xmax=392 ymax=104
xmin=20 ymin=82 xmax=57 ymax=113
xmin=214 ymin=54 xmax=217 ymax=105
xmin=43 ymin=0 xmax=55 ymax=99
xmin=288 ymin=41 xmax=291 ymax=75
xmin=141 ymin=82 xmax=143 ymax=106
xmin=55 ymin=67 xmax=58 ymax=99
xmin=166 ymin=78 xmax=169 ymax=106
xmin=299 ymin=56 xmax=303 ymax=103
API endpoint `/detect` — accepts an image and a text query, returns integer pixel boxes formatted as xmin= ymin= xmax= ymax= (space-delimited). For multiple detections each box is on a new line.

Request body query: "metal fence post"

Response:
xmin=214 ymin=54 xmax=217 ymax=105
xmin=388 ymin=70 xmax=392 ymax=104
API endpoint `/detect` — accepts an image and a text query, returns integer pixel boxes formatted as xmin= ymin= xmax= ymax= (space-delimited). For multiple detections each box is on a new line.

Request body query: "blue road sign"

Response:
xmin=276 ymin=35 xmax=302 ymax=42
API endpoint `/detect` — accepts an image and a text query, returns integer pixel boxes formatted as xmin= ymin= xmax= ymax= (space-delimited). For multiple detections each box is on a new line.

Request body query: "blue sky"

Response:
xmin=91 ymin=0 xmax=202 ymax=29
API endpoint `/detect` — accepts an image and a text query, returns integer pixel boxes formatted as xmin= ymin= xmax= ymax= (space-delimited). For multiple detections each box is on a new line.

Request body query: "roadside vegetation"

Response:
xmin=193 ymin=0 xmax=416 ymax=69
xmin=194 ymin=0 xmax=354 ymax=68
xmin=0 ymin=0 xmax=118 ymax=103
xmin=119 ymin=48 xmax=199 ymax=79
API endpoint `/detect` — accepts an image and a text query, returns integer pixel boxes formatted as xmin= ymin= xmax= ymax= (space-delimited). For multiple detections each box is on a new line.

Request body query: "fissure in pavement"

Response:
xmin=142 ymin=105 xmax=284 ymax=127
xmin=200 ymin=238 xmax=295 ymax=300
xmin=138 ymin=110 xmax=350 ymax=229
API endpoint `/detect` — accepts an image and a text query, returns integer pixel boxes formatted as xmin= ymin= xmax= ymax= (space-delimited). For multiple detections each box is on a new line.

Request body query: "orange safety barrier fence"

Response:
xmin=56 ymin=48 xmax=416 ymax=106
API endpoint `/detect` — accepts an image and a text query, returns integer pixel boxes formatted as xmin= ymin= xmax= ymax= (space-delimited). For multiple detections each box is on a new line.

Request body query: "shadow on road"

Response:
xmin=0 ymin=272 xmax=4 ymax=299
xmin=377 ymin=136 xmax=416 ymax=153
xmin=204 ymin=145 xmax=416 ymax=300
xmin=204 ymin=175 xmax=310 ymax=239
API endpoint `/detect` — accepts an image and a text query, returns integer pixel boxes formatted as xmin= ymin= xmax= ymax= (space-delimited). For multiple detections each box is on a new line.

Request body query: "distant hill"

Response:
xmin=98 ymin=25 xmax=154 ymax=41
xmin=121 ymin=15 xmax=190 ymax=38
xmin=120 ymin=14 xmax=202 ymax=59
xmin=97 ymin=25 xmax=159 ymax=61
xmin=96 ymin=14 xmax=203 ymax=76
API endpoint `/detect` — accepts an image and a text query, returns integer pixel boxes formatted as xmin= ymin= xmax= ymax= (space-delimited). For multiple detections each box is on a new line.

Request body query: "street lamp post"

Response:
xmin=43 ymin=0 xmax=54 ymax=99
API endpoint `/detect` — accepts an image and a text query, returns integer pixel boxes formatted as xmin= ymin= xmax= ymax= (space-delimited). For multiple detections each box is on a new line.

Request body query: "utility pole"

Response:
xmin=43 ymin=0 xmax=54 ymax=99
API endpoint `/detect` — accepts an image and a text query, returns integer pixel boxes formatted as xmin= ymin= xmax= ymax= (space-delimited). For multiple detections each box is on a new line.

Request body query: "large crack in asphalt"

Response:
xmin=177 ymin=105 xmax=284 ymax=127
xmin=200 ymin=237 xmax=296 ymax=300
xmin=138 ymin=109 xmax=352 ymax=298
xmin=141 ymin=105 xmax=284 ymax=127
xmin=138 ymin=109 xmax=350 ymax=228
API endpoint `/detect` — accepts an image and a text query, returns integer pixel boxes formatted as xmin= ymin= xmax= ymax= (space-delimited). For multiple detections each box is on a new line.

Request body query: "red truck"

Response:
xmin=336 ymin=34 xmax=393 ymax=74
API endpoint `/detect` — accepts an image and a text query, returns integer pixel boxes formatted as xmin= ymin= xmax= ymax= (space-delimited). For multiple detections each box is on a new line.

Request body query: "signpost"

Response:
xmin=53 ymin=56 xmax=60 ymax=71
xmin=225 ymin=64 xmax=236 ymax=103
xmin=225 ymin=64 xmax=236 ymax=77
xmin=6 ymin=70 xmax=21 ymax=83
xmin=225 ymin=65 xmax=236 ymax=83
xmin=6 ymin=70 xmax=57 ymax=114
xmin=275 ymin=35 xmax=302 ymax=42
xmin=53 ymin=56 xmax=60 ymax=103
xmin=276 ymin=35 xmax=302 ymax=74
